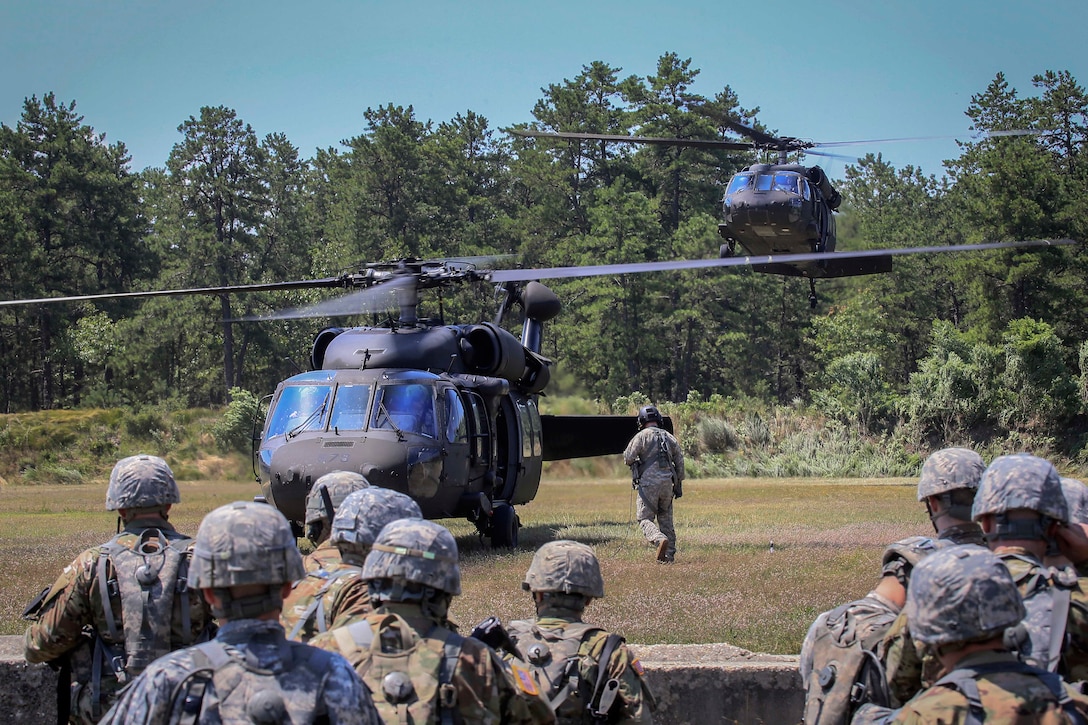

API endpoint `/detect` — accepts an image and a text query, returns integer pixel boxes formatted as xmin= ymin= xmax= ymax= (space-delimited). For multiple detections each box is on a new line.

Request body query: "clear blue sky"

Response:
xmin=2 ymin=0 xmax=1085 ymax=180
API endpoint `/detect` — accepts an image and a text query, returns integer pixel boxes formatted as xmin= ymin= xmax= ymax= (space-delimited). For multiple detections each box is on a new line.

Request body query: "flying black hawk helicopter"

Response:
xmin=512 ymin=120 xmax=1041 ymax=306
xmin=0 ymin=243 xmax=1076 ymax=546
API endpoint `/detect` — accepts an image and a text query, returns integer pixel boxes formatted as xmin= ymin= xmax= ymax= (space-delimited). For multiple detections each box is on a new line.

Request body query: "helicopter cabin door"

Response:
xmin=494 ymin=394 xmax=543 ymax=505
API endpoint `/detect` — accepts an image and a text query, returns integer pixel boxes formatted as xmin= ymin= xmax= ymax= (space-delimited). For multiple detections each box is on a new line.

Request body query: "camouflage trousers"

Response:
xmin=636 ymin=479 xmax=675 ymax=558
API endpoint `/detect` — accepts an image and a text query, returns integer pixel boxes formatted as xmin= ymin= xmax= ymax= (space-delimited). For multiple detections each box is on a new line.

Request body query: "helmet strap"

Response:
xmin=211 ymin=586 xmax=284 ymax=620
xmin=987 ymin=513 xmax=1051 ymax=544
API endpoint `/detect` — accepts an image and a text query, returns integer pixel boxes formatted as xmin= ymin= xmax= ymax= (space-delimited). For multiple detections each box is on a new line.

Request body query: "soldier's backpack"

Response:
xmin=506 ymin=619 xmax=624 ymax=724
xmin=929 ymin=660 xmax=1087 ymax=725
xmin=330 ymin=612 xmax=464 ymax=724
xmin=1004 ymin=554 xmax=1077 ymax=673
xmin=286 ymin=568 xmax=360 ymax=641
xmin=802 ymin=597 xmax=897 ymax=725
xmin=91 ymin=528 xmax=200 ymax=714
xmin=173 ymin=639 xmax=338 ymax=724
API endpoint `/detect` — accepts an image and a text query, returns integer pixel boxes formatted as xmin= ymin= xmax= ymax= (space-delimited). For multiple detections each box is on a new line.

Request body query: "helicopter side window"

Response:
xmin=801 ymin=177 xmax=813 ymax=200
xmin=444 ymin=388 xmax=468 ymax=444
xmin=755 ymin=174 xmax=774 ymax=191
xmin=372 ymin=383 xmax=436 ymax=438
xmin=517 ymin=401 xmax=533 ymax=458
xmin=265 ymin=384 xmax=333 ymax=438
xmin=329 ymin=384 xmax=371 ymax=431
xmin=526 ymin=399 xmax=542 ymax=457
xmin=464 ymin=392 xmax=489 ymax=463
xmin=773 ymin=173 xmax=800 ymax=194
xmin=725 ymin=173 xmax=753 ymax=195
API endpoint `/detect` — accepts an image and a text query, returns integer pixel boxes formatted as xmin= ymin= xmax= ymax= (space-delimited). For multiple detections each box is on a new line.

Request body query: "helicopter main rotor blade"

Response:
xmin=487 ymin=239 xmax=1077 ymax=283
xmin=247 ymin=275 xmax=417 ymax=321
xmin=510 ymin=129 xmax=753 ymax=152
xmin=0 ymin=278 xmax=343 ymax=308
xmin=812 ymin=129 xmax=1045 ymax=149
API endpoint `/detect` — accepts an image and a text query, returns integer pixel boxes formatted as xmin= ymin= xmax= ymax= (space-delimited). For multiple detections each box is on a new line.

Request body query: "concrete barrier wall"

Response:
xmin=0 ymin=635 xmax=803 ymax=723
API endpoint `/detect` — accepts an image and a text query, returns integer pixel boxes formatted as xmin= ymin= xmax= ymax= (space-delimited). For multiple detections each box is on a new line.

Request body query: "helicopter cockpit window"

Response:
xmin=444 ymin=388 xmax=468 ymax=444
xmin=266 ymin=384 xmax=333 ymax=438
xmin=773 ymin=173 xmax=800 ymax=194
xmin=329 ymin=384 xmax=372 ymax=431
xmin=372 ymin=383 xmax=436 ymax=438
xmin=801 ymin=177 xmax=812 ymax=200
xmin=755 ymin=174 xmax=774 ymax=191
xmin=725 ymin=173 xmax=753 ymax=195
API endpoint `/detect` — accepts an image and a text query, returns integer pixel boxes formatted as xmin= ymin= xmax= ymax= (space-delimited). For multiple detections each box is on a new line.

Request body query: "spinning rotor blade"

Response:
xmin=487 ymin=239 xmax=1077 ymax=283
xmin=0 ymin=278 xmax=341 ymax=308
xmin=510 ymin=129 xmax=753 ymax=151
xmin=247 ymin=275 xmax=417 ymax=321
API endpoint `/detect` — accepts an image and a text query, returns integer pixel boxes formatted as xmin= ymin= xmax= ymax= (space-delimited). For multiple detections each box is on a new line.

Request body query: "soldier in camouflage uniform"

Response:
xmin=100 ymin=500 xmax=380 ymax=724
xmin=879 ymin=448 xmax=989 ymax=706
xmin=800 ymin=448 xmax=987 ymax=722
xmin=623 ymin=405 xmax=684 ymax=563
xmin=853 ymin=545 xmax=1088 ymax=725
xmin=1062 ymin=478 xmax=1088 ymax=525
xmin=972 ymin=453 xmax=1088 ymax=682
xmin=310 ymin=518 xmax=555 ymax=724
xmin=281 ymin=486 xmax=421 ymax=642
xmin=24 ymin=454 xmax=215 ymax=724
xmin=502 ymin=540 xmax=655 ymax=724
xmin=302 ymin=470 xmax=370 ymax=573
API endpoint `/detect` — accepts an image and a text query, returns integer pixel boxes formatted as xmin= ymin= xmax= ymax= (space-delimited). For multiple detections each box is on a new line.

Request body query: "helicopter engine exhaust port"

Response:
xmin=460 ymin=323 xmax=551 ymax=393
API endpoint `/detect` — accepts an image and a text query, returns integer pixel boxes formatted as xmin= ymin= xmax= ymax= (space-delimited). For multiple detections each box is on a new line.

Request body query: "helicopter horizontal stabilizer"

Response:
xmin=753 ymin=254 xmax=894 ymax=278
xmin=540 ymin=414 xmax=674 ymax=461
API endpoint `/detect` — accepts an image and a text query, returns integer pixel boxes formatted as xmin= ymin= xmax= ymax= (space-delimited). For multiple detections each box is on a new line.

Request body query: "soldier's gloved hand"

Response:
xmin=673 ymin=481 xmax=683 ymax=499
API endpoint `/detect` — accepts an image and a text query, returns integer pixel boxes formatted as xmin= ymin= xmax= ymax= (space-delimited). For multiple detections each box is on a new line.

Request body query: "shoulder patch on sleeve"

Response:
xmin=630 ymin=658 xmax=645 ymax=676
xmin=510 ymin=662 xmax=540 ymax=696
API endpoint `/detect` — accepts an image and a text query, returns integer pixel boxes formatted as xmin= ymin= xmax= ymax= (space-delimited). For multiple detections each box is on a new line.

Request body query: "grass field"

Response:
xmin=0 ymin=475 xmax=922 ymax=653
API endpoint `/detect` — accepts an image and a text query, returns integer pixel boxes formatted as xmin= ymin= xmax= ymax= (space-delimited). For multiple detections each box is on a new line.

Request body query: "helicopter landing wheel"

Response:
xmin=808 ymin=278 xmax=818 ymax=309
xmin=719 ymin=240 xmax=736 ymax=258
xmin=490 ymin=502 xmax=520 ymax=548
xmin=809 ymin=239 xmax=825 ymax=254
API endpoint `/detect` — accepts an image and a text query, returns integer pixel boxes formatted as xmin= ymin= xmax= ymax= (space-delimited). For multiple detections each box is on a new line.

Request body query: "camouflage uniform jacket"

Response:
xmin=303 ymin=538 xmax=343 ymax=574
xmin=99 ymin=618 xmax=379 ymax=724
xmin=852 ymin=651 xmax=1088 ymax=724
xmin=24 ymin=517 xmax=214 ymax=722
xmin=883 ymin=524 xmax=989 ymax=705
xmin=996 ymin=547 xmax=1088 ymax=682
xmin=280 ymin=560 xmax=372 ymax=642
xmin=508 ymin=614 xmax=654 ymax=724
xmin=623 ymin=428 xmax=684 ymax=488
xmin=310 ymin=603 xmax=555 ymax=724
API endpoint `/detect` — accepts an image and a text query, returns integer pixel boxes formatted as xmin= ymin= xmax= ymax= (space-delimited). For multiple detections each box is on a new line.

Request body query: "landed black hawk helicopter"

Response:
xmin=512 ymin=120 xmax=1042 ymax=306
xmin=0 ymin=244 xmax=1076 ymax=546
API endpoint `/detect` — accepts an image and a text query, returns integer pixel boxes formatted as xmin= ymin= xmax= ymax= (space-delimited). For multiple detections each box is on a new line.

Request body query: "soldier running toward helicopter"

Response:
xmin=624 ymin=405 xmax=684 ymax=563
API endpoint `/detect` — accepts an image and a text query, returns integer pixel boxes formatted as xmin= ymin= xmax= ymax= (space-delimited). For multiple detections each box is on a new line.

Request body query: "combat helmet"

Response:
xmin=304 ymin=470 xmax=370 ymax=542
xmin=330 ymin=487 xmax=422 ymax=564
xmin=917 ymin=448 xmax=985 ymax=500
xmin=105 ymin=454 xmax=181 ymax=511
xmin=907 ymin=544 xmax=1025 ymax=647
xmin=637 ymin=405 xmax=664 ymax=429
xmin=190 ymin=501 xmax=305 ymax=618
xmin=522 ymin=540 xmax=605 ymax=599
xmin=363 ymin=518 xmax=461 ymax=597
xmin=972 ymin=454 xmax=1068 ymax=543
xmin=1062 ymin=478 xmax=1088 ymax=524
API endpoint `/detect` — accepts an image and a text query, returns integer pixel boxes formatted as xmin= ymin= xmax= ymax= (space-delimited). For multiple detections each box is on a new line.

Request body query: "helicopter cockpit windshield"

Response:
xmin=373 ymin=382 xmax=437 ymax=438
xmin=266 ymin=383 xmax=333 ymax=439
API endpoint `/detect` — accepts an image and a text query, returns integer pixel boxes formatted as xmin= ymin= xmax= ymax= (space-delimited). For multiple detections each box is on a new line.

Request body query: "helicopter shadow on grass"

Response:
xmin=455 ymin=521 xmax=631 ymax=556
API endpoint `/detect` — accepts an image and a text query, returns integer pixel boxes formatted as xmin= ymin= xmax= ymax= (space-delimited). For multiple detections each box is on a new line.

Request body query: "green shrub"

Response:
xmin=212 ymin=388 xmax=262 ymax=452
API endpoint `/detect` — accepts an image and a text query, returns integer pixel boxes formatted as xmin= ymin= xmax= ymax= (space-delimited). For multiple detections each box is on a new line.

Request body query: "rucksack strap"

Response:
xmin=588 ymin=633 xmax=625 ymax=722
xmin=436 ymin=627 xmax=462 ymax=725
xmin=1048 ymin=586 xmax=1072 ymax=671
xmin=934 ymin=660 xmax=1083 ymax=725
xmin=287 ymin=569 xmax=355 ymax=641
xmin=96 ymin=544 xmax=121 ymax=643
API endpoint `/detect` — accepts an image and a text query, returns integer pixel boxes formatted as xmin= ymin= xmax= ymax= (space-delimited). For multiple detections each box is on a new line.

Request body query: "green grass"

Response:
xmin=1 ymin=475 xmax=921 ymax=654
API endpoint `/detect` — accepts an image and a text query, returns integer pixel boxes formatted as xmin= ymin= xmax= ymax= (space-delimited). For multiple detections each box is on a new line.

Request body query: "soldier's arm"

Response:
xmin=669 ymin=435 xmax=685 ymax=481
xmin=481 ymin=644 xmax=556 ymax=725
xmin=623 ymin=432 xmax=643 ymax=466
xmin=328 ymin=577 xmax=374 ymax=630
xmin=321 ymin=652 xmax=383 ymax=724
xmin=24 ymin=550 xmax=97 ymax=663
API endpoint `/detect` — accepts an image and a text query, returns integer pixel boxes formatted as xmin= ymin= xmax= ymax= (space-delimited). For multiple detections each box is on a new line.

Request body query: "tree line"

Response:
xmin=2 ymin=54 xmax=1088 ymax=456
